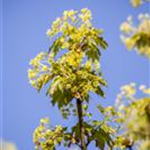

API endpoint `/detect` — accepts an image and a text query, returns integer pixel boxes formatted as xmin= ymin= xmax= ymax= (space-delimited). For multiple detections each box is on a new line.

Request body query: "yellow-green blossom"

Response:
xmin=120 ymin=14 xmax=150 ymax=59
xmin=33 ymin=118 xmax=64 ymax=150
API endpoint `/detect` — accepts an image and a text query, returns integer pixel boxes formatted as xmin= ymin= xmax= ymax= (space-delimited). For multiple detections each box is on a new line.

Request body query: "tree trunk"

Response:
xmin=76 ymin=98 xmax=86 ymax=150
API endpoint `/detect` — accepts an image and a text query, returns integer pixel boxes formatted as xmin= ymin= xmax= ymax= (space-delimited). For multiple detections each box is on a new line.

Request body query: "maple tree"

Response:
xmin=28 ymin=8 xmax=120 ymax=150
xmin=28 ymin=1 xmax=150 ymax=149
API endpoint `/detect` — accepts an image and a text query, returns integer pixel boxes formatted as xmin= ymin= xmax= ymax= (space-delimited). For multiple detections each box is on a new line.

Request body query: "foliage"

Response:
xmin=130 ymin=0 xmax=150 ymax=7
xmin=28 ymin=8 xmax=107 ymax=108
xmin=33 ymin=118 xmax=65 ymax=150
xmin=119 ymin=1 xmax=150 ymax=149
xmin=119 ymin=2 xmax=150 ymax=148
xmin=28 ymin=8 xmax=122 ymax=150
xmin=115 ymin=83 xmax=150 ymax=150
xmin=120 ymin=14 xmax=150 ymax=59
xmin=33 ymin=105 xmax=121 ymax=150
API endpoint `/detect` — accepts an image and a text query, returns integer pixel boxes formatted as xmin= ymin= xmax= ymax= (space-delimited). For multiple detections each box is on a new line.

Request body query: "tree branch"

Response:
xmin=76 ymin=98 xmax=86 ymax=150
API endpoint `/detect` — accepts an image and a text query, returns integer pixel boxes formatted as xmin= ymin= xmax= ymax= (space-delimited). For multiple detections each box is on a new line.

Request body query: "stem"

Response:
xmin=76 ymin=98 xmax=86 ymax=150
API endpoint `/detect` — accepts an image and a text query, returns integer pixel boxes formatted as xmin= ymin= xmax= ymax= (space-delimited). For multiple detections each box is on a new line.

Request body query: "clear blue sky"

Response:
xmin=2 ymin=0 xmax=149 ymax=150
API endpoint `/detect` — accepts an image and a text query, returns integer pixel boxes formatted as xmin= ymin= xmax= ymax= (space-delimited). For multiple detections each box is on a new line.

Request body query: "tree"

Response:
xmin=28 ymin=8 xmax=120 ymax=150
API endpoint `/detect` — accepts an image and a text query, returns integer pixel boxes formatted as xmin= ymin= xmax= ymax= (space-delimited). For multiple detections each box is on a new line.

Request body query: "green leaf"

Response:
xmin=92 ymin=127 xmax=113 ymax=150
xmin=95 ymin=86 xmax=105 ymax=97
xmin=96 ymin=37 xmax=108 ymax=50
xmin=86 ymin=43 xmax=101 ymax=62
xmin=48 ymin=37 xmax=62 ymax=56
xmin=97 ymin=105 xmax=105 ymax=114
xmin=51 ymin=88 xmax=73 ymax=109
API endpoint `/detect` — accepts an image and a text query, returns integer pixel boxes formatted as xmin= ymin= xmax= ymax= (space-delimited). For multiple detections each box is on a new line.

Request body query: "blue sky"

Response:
xmin=2 ymin=0 xmax=149 ymax=150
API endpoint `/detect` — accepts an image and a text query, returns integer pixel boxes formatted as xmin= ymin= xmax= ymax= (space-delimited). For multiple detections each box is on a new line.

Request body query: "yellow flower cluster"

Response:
xmin=130 ymin=0 xmax=142 ymax=7
xmin=65 ymin=50 xmax=84 ymax=68
xmin=116 ymin=83 xmax=150 ymax=111
xmin=115 ymin=83 xmax=136 ymax=111
xmin=120 ymin=14 xmax=150 ymax=59
xmin=139 ymin=85 xmax=150 ymax=94
xmin=130 ymin=0 xmax=150 ymax=7
xmin=33 ymin=118 xmax=63 ymax=150
xmin=114 ymin=136 xmax=129 ymax=149
xmin=46 ymin=8 xmax=100 ymax=54
xmin=121 ymin=83 xmax=136 ymax=97
xmin=46 ymin=8 xmax=92 ymax=39
xmin=63 ymin=9 xmax=77 ymax=21
xmin=28 ymin=8 xmax=106 ymax=104
xmin=79 ymin=8 xmax=91 ymax=22
xmin=28 ymin=53 xmax=51 ymax=89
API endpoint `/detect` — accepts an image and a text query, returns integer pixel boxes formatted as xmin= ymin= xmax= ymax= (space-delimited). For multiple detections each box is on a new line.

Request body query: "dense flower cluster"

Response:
xmin=120 ymin=14 xmax=150 ymax=58
xmin=130 ymin=0 xmax=150 ymax=7
xmin=28 ymin=52 xmax=51 ymax=89
xmin=46 ymin=8 xmax=105 ymax=53
xmin=28 ymin=8 xmax=107 ymax=105
xmin=33 ymin=118 xmax=65 ymax=150
xmin=28 ymin=50 xmax=106 ymax=105
xmin=46 ymin=8 xmax=92 ymax=38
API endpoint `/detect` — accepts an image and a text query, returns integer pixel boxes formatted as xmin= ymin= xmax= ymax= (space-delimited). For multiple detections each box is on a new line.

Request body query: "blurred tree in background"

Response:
xmin=116 ymin=1 xmax=150 ymax=149
xmin=120 ymin=14 xmax=150 ymax=59
xmin=115 ymin=83 xmax=150 ymax=150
